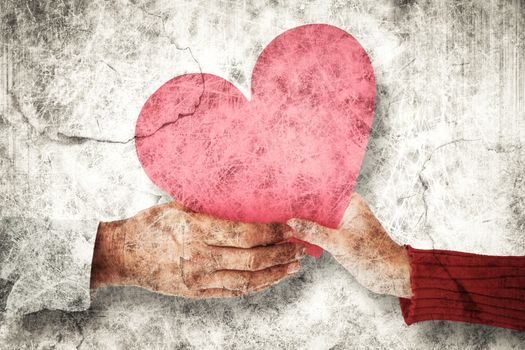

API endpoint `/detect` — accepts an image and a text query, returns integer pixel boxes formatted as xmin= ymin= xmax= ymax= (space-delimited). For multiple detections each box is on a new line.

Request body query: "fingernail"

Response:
xmin=287 ymin=262 xmax=301 ymax=274
xmin=286 ymin=219 xmax=296 ymax=226
xmin=287 ymin=219 xmax=300 ymax=230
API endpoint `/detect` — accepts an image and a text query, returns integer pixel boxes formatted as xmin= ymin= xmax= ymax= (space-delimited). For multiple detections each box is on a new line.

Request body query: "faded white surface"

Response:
xmin=1 ymin=0 xmax=524 ymax=348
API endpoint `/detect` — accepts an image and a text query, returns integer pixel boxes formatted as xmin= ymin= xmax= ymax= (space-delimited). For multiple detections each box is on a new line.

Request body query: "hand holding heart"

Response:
xmin=288 ymin=193 xmax=412 ymax=298
xmin=91 ymin=201 xmax=305 ymax=297
xmin=90 ymin=25 xmax=411 ymax=299
xmin=90 ymin=194 xmax=411 ymax=299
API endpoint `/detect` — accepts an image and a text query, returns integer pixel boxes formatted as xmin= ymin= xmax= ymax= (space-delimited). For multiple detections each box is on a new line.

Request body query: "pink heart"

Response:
xmin=135 ymin=24 xmax=375 ymax=257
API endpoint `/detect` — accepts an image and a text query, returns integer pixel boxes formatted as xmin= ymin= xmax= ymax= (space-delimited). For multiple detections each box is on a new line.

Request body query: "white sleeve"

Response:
xmin=0 ymin=57 xmax=164 ymax=316
xmin=1 ymin=217 xmax=99 ymax=315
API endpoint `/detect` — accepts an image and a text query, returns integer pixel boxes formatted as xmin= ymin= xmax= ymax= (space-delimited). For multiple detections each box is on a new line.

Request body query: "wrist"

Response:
xmin=90 ymin=220 xmax=128 ymax=289
xmin=347 ymin=234 xmax=412 ymax=298
xmin=394 ymin=244 xmax=412 ymax=298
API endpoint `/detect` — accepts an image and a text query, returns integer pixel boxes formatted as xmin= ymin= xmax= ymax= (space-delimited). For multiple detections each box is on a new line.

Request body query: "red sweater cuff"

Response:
xmin=399 ymin=245 xmax=525 ymax=332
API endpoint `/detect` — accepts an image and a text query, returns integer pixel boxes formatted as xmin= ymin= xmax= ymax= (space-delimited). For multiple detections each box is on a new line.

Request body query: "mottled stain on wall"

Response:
xmin=1 ymin=0 xmax=525 ymax=349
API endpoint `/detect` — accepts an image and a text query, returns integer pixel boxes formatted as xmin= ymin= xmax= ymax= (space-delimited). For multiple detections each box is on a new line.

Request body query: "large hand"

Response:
xmin=91 ymin=202 xmax=305 ymax=298
xmin=287 ymin=193 xmax=411 ymax=298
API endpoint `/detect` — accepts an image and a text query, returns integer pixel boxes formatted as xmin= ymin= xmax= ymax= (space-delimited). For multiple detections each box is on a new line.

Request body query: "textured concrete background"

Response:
xmin=1 ymin=0 xmax=524 ymax=348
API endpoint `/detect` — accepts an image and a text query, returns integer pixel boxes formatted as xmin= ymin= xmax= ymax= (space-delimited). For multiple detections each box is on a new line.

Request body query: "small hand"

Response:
xmin=91 ymin=201 xmax=305 ymax=298
xmin=287 ymin=193 xmax=411 ymax=298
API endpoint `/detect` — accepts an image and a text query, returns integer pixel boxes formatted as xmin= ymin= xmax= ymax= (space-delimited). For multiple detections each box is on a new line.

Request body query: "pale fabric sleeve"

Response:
xmin=0 ymin=217 xmax=99 ymax=315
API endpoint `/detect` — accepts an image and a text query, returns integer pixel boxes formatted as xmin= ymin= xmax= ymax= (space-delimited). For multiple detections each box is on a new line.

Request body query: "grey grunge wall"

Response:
xmin=1 ymin=0 xmax=524 ymax=349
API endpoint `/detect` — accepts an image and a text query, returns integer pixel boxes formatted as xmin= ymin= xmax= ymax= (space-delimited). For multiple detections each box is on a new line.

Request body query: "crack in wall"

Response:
xmin=414 ymin=138 xmax=482 ymax=238
xmin=130 ymin=3 xmax=207 ymax=140
xmin=5 ymin=49 xmax=205 ymax=146
xmin=2 ymin=3 xmax=208 ymax=146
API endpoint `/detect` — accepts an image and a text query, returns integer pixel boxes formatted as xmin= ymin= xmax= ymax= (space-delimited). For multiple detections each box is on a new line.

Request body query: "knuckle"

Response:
xmin=181 ymin=262 xmax=205 ymax=289
xmin=276 ymin=263 xmax=289 ymax=277
xmin=187 ymin=220 xmax=203 ymax=239
xmin=227 ymin=227 xmax=244 ymax=248
xmin=239 ymin=229 xmax=257 ymax=248
xmin=182 ymin=272 xmax=201 ymax=289
xmin=246 ymin=254 xmax=258 ymax=270
xmin=268 ymin=223 xmax=285 ymax=241
xmin=232 ymin=229 xmax=246 ymax=248
xmin=243 ymin=280 xmax=252 ymax=292
xmin=275 ymin=243 xmax=295 ymax=260
xmin=237 ymin=274 xmax=251 ymax=292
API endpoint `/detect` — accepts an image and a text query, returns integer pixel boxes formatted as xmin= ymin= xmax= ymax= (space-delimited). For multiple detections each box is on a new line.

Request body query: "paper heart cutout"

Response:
xmin=135 ymin=24 xmax=375 ymax=257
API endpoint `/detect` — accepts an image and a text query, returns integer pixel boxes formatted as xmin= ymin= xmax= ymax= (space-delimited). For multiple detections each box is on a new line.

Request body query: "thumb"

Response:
xmin=286 ymin=218 xmax=339 ymax=253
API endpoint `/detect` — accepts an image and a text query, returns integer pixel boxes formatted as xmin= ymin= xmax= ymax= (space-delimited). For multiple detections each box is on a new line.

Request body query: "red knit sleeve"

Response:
xmin=399 ymin=245 xmax=525 ymax=332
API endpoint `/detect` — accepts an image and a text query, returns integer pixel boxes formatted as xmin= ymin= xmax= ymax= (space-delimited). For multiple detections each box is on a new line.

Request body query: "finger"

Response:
xmin=187 ymin=261 xmax=300 ymax=291
xmin=210 ymin=243 xmax=306 ymax=271
xmin=198 ymin=219 xmax=294 ymax=248
xmin=286 ymin=218 xmax=341 ymax=252
xmin=185 ymin=288 xmax=243 ymax=299
xmin=248 ymin=284 xmax=274 ymax=294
